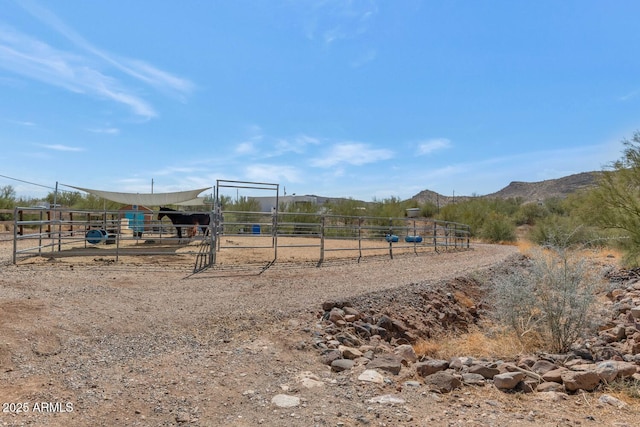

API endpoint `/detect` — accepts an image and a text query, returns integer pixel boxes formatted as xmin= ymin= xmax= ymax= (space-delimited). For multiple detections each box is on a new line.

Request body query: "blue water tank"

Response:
xmin=405 ymin=235 xmax=423 ymax=243
xmin=252 ymin=224 xmax=261 ymax=234
xmin=86 ymin=229 xmax=107 ymax=244
xmin=385 ymin=234 xmax=399 ymax=242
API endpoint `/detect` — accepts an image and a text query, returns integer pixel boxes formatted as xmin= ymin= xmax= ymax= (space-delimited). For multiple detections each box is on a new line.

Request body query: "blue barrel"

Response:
xmin=405 ymin=235 xmax=423 ymax=243
xmin=252 ymin=224 xmax=261 ymax=234
xmin=385 ymin=234 xmax=399 ymax=242
xmin=86 ymin=229 xmax=107 ymax=244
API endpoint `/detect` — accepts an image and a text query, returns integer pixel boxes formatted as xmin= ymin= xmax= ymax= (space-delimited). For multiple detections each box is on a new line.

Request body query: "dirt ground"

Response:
xmin=1 ymin=237 xmax=639 ymax=426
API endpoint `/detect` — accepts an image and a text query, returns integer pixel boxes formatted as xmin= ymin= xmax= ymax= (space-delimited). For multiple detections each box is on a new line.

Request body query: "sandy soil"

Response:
xmin=0 ymin=238 xmax=638 ymax=426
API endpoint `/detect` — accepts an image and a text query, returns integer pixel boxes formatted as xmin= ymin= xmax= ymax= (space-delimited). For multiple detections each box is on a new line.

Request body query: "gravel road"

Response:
xmin=4 ymin=242 xmax=635 ymax=427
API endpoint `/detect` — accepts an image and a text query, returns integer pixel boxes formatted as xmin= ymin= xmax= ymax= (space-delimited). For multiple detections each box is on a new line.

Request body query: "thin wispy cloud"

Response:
xmin=0 ymin=26 xmax=157 ymax=118
xmin=235 ymin=141 xmax=255 ymax=154
xmin=235 ymin=128 xmax=265 ymax=155
xmin=619 ymin=89 xmax=640 ymax=102
xmin=275 ymin=134 xmax=320 ymax=154
xmin=301 ymin=0 xmax=378 ymax=45
xmin=0 ymin=1 xmax=194 ymax=119
xmin=245 ymin=164 xmax=302 ymax=183
xmin=18 ymin=0 xmax=194 ymax=97
xmin=151 ymin=166 xmax=205 ymax=176
xmin=7 ymin=119 xmax=36 ymax=126
xmin=417 ymin=138 xmax=451 ymax=155
xmin=87 ymin=127 xmax=119 ymax=135
xmin=311 ymin=142 xmax=393 ymax=167
xmin=39 ymin=143 xmax=84 ymax=152
xmin=120 ymin=59 xmax=194 ymax=99
xmin=95 ymin=84 xmax=156 ymax=118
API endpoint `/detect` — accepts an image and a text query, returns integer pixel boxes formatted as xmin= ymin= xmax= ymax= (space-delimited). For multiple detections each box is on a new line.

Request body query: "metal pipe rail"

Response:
xmin=12 ymin=206 xmax=470 ymax=269
xmin=12 ymin=207 xmax=215 ymax=270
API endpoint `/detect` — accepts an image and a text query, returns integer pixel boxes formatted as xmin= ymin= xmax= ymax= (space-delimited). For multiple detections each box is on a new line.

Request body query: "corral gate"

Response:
xmin=214 ymin=180 xmax=279 ymax=270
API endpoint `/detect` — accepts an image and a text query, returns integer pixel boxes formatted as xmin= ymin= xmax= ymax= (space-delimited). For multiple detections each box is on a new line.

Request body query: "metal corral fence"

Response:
xmin=220 ymin=210 xmax=470 ymax=264
xmin=11 ymin=207 xmax=470 ymax=271
xmin=10 ymin=207 xmax=215 ymax=268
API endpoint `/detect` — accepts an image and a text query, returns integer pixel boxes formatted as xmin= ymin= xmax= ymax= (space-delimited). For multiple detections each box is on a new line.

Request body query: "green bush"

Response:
xmin=420 ymin=202 xmax=438 ymax=218
xmin=491 ymin=247 xmax=599 ymax=353
xmin=528 ymin=216 xmax=601 ymax=248
xmin=515 ymin=202 xmax=548 ymax=226
xmin=479 ymin=212 xmax=516 ymax=243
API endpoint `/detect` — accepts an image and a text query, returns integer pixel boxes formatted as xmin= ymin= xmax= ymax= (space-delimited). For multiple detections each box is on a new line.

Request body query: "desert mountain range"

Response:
xmin=410 ymin=171 xmax=600 ymax=207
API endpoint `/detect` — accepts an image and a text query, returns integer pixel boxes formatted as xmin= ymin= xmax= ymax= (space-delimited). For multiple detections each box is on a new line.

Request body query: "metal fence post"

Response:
xmin=319 ymin=214 xmax=325 ymax=264
xmin=388 ymin=218 xmax=393 ymax=260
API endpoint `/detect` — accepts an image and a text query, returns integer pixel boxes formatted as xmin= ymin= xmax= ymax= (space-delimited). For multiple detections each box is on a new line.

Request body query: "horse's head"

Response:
xmin=158 ymin=206 xmax=173 ymax=220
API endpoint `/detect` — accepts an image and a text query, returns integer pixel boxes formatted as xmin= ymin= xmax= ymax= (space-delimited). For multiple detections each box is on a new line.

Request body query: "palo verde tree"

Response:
xmin=279 ymin=198 xmax=320 ymax=235
xmin=437 ymin=197 xmax=518 ymax=242
xmin=0 ymin=185 xmax=16 ymax=220
xmin=223 ymin=196 xmax=263 ymax=233
xmin=324 ymin=198 xmax=366 ymax=217
xmin=587 ymin=131 xmax=640 ymax=265
xmin=366 ymin=196 xmax=408 ymax=219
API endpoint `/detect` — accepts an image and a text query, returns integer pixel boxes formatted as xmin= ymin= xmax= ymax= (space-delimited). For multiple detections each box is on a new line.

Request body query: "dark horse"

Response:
xmin=158 ymin=207 xmax=211 ymax=240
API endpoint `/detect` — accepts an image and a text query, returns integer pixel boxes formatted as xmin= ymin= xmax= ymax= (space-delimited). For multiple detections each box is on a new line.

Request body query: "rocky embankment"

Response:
xmin=300 ymin=265 xmax=640 ymax=411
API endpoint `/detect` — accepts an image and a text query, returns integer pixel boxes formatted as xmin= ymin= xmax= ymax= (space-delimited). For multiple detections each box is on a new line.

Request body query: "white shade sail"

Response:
xmin=174 ymin=197 xmax=212 ymax=206
xmin=65 ymin=185 xmax=211 ymax=206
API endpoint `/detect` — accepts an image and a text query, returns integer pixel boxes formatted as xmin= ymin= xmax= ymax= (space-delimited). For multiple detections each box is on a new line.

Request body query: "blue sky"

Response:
xmin=1 ymin=0 xmax=638 ymax=202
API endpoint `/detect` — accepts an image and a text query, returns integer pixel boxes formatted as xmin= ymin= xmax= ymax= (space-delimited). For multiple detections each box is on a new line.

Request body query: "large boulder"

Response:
xmin=561 ymin=370 xmax=600 ymax=392
xmin=493 ymin=372 xmax=525 ymax=390
xmin=394 ymin=344 xmax=418 ymax=364
xmin=367 ymin=354 xmax=403 ymax=375
xmin=468 ymin=363 xmax=500 ymax=379
xmin=415 ymin=359 xmax=449 ymax=377
xmin=423 ymin=371 xmax=462 ymax=393
xmin=331 ymin=359 xmax=355 ymax=372
xmin=531 ymin=360 xmax=558 ymax=375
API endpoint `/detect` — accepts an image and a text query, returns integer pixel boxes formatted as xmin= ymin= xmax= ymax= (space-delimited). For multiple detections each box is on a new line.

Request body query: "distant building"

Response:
xmin=251 ymin=195 xmax=318 ymax=212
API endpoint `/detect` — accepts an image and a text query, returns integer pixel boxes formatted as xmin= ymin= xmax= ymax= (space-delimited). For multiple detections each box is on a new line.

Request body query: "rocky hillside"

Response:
xmin=411 ymin=171 xmax=600 ymax=206
xmin=485 ymin=171 xmax=600 ymax=202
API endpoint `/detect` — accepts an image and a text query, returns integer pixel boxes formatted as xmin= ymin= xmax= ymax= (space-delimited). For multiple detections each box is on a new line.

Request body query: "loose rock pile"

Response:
xmin=310 ymin=270 xmax=640 ymax=402
xmin=592 ymin=268 xmax=640 ymax=358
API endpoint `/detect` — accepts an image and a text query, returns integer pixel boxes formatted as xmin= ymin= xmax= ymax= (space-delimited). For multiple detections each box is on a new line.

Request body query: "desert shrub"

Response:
xmin=45 ymin=190 xmax=83 ymax=208
xmin=514 ymin=202 xmax=548 ymax=226
xmin=324 ymin=198 xmax=366 ymax=217
xmin=479 ymin=212 xmax=516 ymax=243
xmin=280 ymin=201 xmax=321 ymax=235
xmin=438 ymin=200 xmax=487 ymax=237
xmin=437 ymin=197 xmax=523 ymax=238
xmin=0 ymin=185 xmax=16 ymax=220
xmin=420 ymin=202 xmax=438 ymax=218
xmin=413 ymin=326 xmax=535 ymax=360
xmin=528 ymin=216 xmax=595 ymax=248
xmin=607 ymin=378 xmax=640 ymax=400
xmin=544 ymin=196 xmax=568 ymax=216
xmin=366 ymin=196 xmax=409 ymax=220
xmin=231 ymin=196 xmax=262 ymax=212
xmin=491 ymin=247 xmax=599 ymax=353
